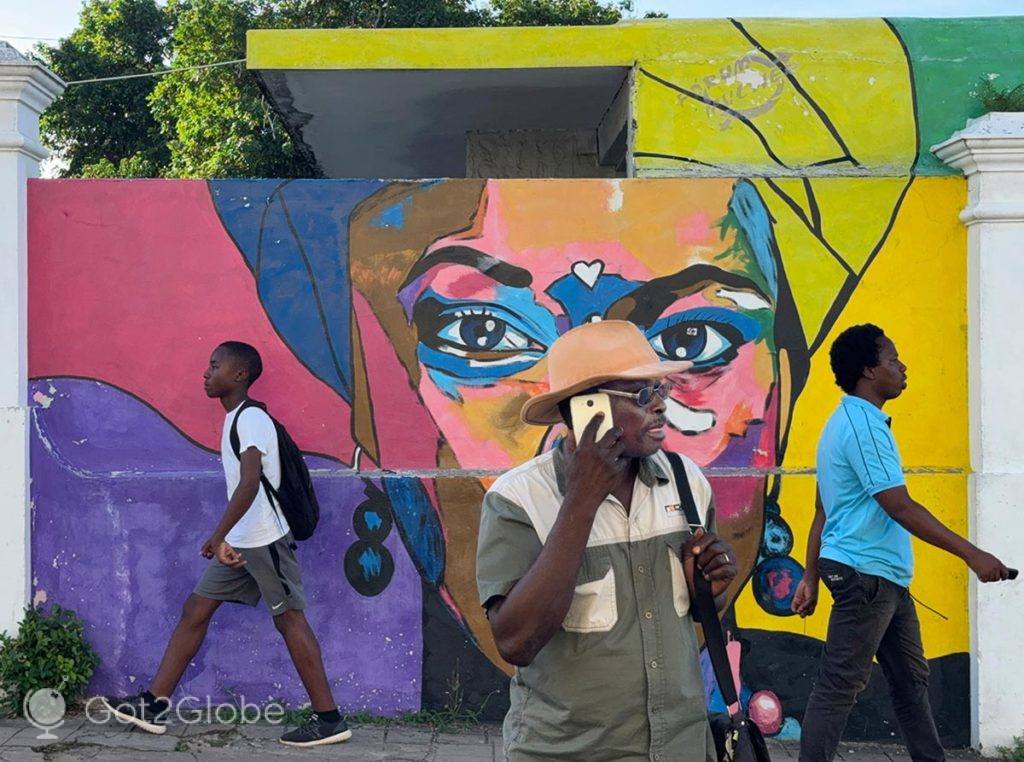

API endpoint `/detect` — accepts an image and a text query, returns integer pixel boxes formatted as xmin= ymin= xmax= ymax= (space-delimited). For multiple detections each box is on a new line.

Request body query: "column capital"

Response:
xmin=932 ymin=112 xmax=1024 ymax=176
xmin=0 ymin=42 xmax=65 ymax=162
xmin=932 ymin=113 xmax=1024 ymax=225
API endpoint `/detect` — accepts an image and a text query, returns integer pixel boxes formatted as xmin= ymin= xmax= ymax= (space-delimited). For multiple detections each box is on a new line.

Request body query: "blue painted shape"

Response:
xmin=358 ymin=547 xmax=383 ymax=580
xmin=208 ymin=180 xmax=387 ymax=403
xmin=364 ymin=510 xmax=383 ymax=532
xmin=384 ymin=477 xmax=444 ymax=587
xmin=776 ymin=717 xmax=801 ymax=740
xmin=728 ymin=180 xmax=779 ymax=299
xmin=546 ymin=272 xmax=640 ymax=328
xmin=371 ymin=198 xmax=408 ymax=229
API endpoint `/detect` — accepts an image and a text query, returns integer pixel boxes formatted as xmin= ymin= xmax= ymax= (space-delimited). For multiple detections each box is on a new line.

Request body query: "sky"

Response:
xmin=1 ymin=0 xmax=1022 ymax=53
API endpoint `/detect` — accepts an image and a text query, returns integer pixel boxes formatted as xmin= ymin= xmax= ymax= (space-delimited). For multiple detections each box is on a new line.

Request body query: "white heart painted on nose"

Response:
xmin=571 ymin=260 xmax=604 ymax=289
xmin=666 ymin=398 xmax=716 ymax=434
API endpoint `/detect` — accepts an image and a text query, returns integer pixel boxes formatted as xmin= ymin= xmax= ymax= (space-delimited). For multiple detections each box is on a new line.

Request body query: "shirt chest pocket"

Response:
xmin=666 ymin=537 xmax=691 ymax=617
xmin=562 ymin=548 xmax=617 ymax=633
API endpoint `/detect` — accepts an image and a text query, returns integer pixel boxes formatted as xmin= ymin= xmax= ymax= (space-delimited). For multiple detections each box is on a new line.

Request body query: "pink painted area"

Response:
xmin=707 ymin=475 xmax=762 ymax=523
xmin=676 ymin=210 xmax=716 ymax=246
xmin=27 ymin=179 xmax=355 ymax=462
xmin=417 ymin=381 xmax=523 ymax=471
xmin=351 ymin=289 xmax=441 ymax=469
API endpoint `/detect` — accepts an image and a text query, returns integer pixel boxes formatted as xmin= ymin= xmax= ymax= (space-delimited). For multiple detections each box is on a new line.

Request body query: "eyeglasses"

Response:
xmin=597 ymin=382 xmax=671 ymax=408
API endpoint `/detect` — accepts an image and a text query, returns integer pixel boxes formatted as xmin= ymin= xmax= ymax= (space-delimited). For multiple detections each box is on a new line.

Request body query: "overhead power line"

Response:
xmin=64 ymin=58 xmax=246 ymax=85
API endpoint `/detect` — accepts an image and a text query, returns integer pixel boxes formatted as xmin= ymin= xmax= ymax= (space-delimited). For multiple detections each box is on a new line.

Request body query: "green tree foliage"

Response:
xmin=38 ymin=0 xmax=636 ymax=178
xmin=37 ymin=0 xmax=170 ymax=177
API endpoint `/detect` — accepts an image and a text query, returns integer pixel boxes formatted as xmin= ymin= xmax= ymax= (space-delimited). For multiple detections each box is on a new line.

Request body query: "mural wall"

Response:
xmin=29 ymin=173 xmax=967 ymax=741
xmin=29 ymin=12 xmax=1024 ymax=748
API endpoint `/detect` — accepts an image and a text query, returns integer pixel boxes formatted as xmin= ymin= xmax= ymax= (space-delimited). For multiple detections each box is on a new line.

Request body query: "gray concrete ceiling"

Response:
xmin=258 ymin=67 xmax=630 ymax=178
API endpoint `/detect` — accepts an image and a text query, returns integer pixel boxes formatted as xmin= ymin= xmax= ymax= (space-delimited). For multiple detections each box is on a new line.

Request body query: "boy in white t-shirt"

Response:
xmin=101 ymin=341 xmax=350 ymax=747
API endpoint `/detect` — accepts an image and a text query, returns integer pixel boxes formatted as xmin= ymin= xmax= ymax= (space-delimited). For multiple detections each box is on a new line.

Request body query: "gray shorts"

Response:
xmin=194 ymin=533 xmax=306 ymax=615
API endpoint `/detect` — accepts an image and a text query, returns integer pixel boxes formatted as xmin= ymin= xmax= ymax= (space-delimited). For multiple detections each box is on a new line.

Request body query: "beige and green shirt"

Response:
xmin=477 ymin=445 xmax=717 ymax=761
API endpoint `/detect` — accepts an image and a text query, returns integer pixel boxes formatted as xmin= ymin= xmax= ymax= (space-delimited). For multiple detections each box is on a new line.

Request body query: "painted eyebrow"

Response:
xmin=618 ymin=264 xmax=772 ymax=327
xmin=399 ymin=245 xmax=533 ymax=295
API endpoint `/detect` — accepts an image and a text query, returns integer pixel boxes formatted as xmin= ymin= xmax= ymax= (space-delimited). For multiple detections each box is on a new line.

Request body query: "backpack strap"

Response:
xmin=229 ymin=400 xmax=283 ymax=513
xmin=665 ymin=452 xmax=741 ymax=716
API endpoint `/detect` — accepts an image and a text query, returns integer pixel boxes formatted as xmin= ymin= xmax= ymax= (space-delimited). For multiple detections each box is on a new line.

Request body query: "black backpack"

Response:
xmin=229 ymin=400 xmax=320 ymax=541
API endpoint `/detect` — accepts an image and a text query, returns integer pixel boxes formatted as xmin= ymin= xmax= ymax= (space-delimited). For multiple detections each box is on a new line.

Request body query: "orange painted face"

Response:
xmin=398 ymin=180 xmax=783 ymax=484
xmin=350 ymin=178 xmax=793 ymax=669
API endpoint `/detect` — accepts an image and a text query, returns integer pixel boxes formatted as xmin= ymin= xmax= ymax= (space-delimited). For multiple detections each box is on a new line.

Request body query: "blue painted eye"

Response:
xmin=650 ymin=322 xmax=739 ymax=365
xmin=436 ymin=309 xmax=533 ymax=354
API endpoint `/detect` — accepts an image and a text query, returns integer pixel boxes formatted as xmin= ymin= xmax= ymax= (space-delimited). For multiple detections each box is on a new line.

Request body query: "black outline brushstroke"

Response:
xmin=638 ymin=67 xmax=791 ymax=169
xmin=809 ymin=157 xmax=854 ymax=168
xmin=883 ymin=17 xmax=922 ymax=169
xmin=802 ymin=178 xmax=822 ymax=234
xmin=205 ymin=180 xmax=357 ymax=409
xmin=762 ymin=177 xmax=855 ymax=277
xmin=730 ymin=19 xmax=860 ymax=167
xmin=27 ymin=374 xmax=346 ymax=466
xmin=808 ymin=175 xmax=915 ymax=356
xmin=275 ymin=189 xmax=353 ymax=401
xmin=632 ymin=151 xmax=721 ymax=168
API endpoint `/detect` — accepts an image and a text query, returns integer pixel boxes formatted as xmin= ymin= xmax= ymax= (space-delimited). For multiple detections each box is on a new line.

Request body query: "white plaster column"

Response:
xmin=0 ymin=42 xmax=64 ymax=634
xmin=933 ymin=113 xmax=1024 ymax=754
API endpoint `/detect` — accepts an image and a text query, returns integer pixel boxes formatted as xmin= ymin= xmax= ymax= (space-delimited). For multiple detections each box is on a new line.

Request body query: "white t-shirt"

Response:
xmin=221 ymin=403 xmax=289 ymax=548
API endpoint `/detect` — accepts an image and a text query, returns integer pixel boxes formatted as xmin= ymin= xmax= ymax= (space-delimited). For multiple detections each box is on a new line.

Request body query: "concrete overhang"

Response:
xmin=247 ymin=26 xmax=647 ymax=177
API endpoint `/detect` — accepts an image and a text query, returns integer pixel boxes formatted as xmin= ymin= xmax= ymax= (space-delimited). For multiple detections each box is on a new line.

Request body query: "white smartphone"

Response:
xmin=570 ymin=392 xmax=614 ymax=441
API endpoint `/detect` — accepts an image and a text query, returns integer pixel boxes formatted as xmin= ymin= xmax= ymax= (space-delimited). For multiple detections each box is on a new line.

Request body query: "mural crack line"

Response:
xmin=729 ymin=18 xmax=860 ymax=167
xmin=637 ymin=67 xmax=791 ymax=170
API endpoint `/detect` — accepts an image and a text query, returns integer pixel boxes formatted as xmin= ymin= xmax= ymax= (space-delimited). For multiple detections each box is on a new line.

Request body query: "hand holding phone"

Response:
xmin=570 ymin=393 xmax=614 ymax=441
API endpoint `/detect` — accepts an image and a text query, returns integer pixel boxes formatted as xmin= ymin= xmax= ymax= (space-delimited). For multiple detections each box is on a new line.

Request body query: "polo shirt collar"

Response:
xmin=842 ymin=394 xmax=892 ymax=425
xmin=551 ymin=440 xmax=669 ymax=496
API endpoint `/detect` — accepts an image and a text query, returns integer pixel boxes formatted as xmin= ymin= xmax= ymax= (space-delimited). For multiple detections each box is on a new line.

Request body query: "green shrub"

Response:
xmin=997 ymin=734 xmax=1024 ymax=762
xmin=0 ymin=605 xmax=99 ymax=717
xmin=976 ymin=78 xmax=1024 ymax=112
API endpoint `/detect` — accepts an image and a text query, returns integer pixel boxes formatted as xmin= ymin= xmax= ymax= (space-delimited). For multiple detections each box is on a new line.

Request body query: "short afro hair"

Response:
xmin=217 ymin=341 xmax=263 ymax=386
xmin=829 ymin=324 xmax=884 ymax=394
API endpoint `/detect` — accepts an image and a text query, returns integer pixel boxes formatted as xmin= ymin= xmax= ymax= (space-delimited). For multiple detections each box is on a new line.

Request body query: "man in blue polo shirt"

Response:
xmin=792 ymin=323 xmax=1011 ymax=762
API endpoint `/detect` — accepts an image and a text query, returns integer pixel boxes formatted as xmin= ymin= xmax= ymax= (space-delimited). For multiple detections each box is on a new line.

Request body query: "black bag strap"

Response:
xmin=229 ymin=400 xmax=282 ymax=511
xmin=665 ymin=452 xmax=741 ymax=713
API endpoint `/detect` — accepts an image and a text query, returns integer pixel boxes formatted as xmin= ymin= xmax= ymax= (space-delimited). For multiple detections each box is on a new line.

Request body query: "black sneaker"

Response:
xmin=279 ymin=714 xmax=352 ymax=747
xmin=100 ymin=694 xmax=170 ymax=735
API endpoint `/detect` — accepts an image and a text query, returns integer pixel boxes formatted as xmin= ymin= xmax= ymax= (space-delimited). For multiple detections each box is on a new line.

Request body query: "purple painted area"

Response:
xmin=30 ymin=378 xmax=422 ymax=713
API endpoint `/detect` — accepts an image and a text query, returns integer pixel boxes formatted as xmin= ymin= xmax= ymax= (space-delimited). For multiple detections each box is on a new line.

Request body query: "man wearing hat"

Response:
xmin=476 ymin=320 xmax=738 ymax=761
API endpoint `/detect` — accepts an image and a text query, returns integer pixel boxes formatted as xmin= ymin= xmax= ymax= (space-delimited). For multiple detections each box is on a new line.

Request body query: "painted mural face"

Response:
xmin=396 ymin=180 xmax=781 ymax=474
xmin=350 ymin=178 xmax=793 ymax=664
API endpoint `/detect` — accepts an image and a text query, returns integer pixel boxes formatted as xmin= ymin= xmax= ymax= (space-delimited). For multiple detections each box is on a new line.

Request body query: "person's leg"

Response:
xmin=273 ymin=609 xmax=336 ymax=712
xmin=149 ymin=594 xmax=223 ymax=698
xmin=799 ymin=560 xmax=899 ymax=762
xmin=875 ymin=589 xmax=946 ymax=762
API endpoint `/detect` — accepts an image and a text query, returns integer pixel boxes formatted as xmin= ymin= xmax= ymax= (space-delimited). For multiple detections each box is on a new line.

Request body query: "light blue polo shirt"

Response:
xmin=817 ymin=395 xmax=913 ymax=587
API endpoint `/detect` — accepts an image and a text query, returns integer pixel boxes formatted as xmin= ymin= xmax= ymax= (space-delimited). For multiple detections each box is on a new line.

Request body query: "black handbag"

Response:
xmin=667 ymin=453 xmax=772 ymax=762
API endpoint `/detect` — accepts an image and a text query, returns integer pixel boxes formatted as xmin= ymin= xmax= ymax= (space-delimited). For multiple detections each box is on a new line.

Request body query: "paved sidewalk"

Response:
xmin=0 ymin=719 xmax=982 ymax=760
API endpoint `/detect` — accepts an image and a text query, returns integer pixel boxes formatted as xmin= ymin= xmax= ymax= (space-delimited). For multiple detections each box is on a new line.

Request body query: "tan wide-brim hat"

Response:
xmin=520 ymin=320 xmax=692 ymax=426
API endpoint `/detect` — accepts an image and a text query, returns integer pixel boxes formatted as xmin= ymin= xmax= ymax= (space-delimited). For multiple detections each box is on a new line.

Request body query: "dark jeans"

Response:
xmin=799 ymin=559 xmax=945 ymax=762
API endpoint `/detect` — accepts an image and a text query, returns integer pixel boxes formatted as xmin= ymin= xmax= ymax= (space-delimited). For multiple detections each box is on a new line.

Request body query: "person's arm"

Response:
xmin=200 ymin=447 xmax=262 ymax=568
xmin=792 ymin=488 xmax=826 ymax=617
xmin=680 ymin=488 xmax=737 ymax=612
xmin=486 ymin=415 xmax=626 ymax=667
xmin=874 ymin=486 xmax=1009 ymax=582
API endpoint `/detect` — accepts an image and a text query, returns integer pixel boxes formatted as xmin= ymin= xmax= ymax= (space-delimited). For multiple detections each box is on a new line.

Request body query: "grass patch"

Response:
xmin=997 ymin=734 xmax=1024 ymax=762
